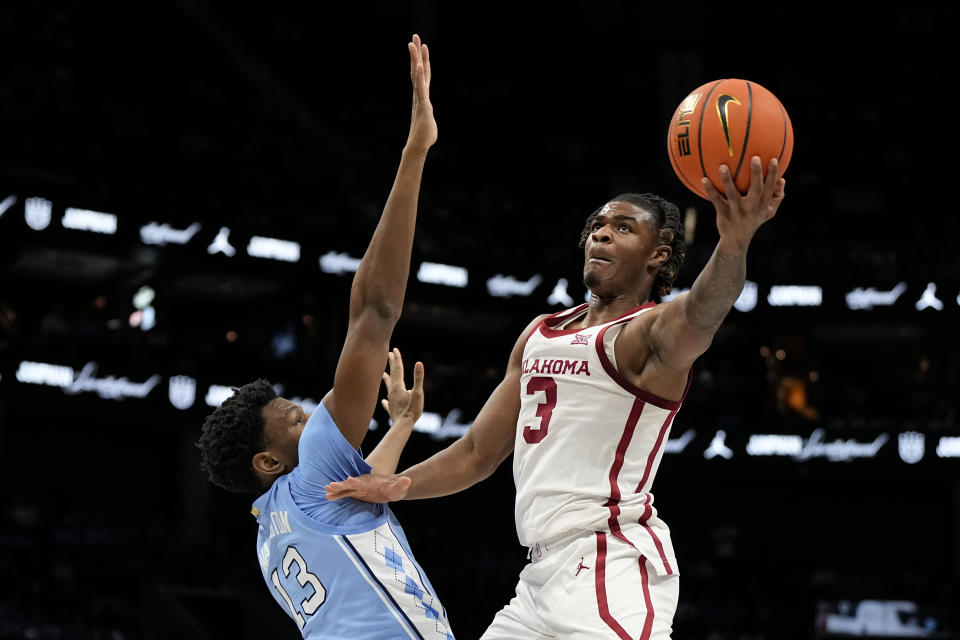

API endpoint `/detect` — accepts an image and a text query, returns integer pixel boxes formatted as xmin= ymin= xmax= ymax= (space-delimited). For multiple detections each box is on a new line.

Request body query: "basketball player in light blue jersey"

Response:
xmin=196 ymin=35 xmax=455 ymax=640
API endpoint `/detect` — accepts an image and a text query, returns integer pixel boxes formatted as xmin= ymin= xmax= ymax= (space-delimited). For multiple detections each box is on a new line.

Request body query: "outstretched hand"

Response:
xmin=325 ymin=473 xmax=411 ymax=503
xmin=380 ymin=347 xmax=425 ymax=424
xmin=406 ymin=33 xmax=437 ymax=152
xmin=702 ymin=156 xmax=786 ymax=253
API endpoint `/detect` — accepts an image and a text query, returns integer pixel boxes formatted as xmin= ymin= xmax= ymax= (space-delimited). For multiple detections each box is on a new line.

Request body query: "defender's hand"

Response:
xmin=325 ymin=474 xmax=412 ymax=503
xmin=703 ymin=156 xmax=786 ymax=254
xmin=380 ymin=348 xmax=425 ymax=424
xmin=406 ymin=33 xmax=437 ymax=152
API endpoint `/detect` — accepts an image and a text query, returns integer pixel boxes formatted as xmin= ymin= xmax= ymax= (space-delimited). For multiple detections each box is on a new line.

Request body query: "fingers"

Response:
xmin=409 ymin=34 xmax=425 ymax=89
xmin=412 ymin=361 xmax=424 ymax=393
xmin=324 ymin=478 xmax=352 ymax=501
xmin=767 ymin=177 xmax=787 ymax=219
xmin=701 ymin=176 xmax=723 ymax=205
xmin=422 ymin=42 xmax=431 ymax=88
xmin=383 ymin=347 xmax=404 ymax=384
xmin=718 ymin=164 xmax=739 ymax=201
xmin=325 ymin=475 xmax=410 ymax=502
xmin=408 ymin=40 xmax=417 ymax=79
xmin=390 ymin=347 xmax=404 ymax=383
xmin=748 ymin=156 xmax=764 ymax=195
xmin=408 ymin=33 xmax=431 ymax=102
xmin=775 ymin=177 xmax=787 ymax=198
xmin=760 ymin=157 xmax=780 ymax=200
xmin=381 ymin=398 xmax=390 ymax=412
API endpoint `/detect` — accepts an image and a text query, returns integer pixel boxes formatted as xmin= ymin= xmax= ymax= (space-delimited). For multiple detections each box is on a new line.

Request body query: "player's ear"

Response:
xmin=649 ymin=244 xmax=672 ymax=268
xmin=252 ymin=451 xmax=285 ymax=477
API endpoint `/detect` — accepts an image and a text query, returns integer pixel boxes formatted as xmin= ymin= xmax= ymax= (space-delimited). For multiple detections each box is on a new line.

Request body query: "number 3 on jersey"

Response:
xmin=523 ymin=376 xmax=557 ymax=444
xmin=271 ymin=545 xmax=326 ymax=628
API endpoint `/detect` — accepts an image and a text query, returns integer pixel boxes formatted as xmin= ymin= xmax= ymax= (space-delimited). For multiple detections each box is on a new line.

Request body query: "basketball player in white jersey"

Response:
xmin=328 ymin=158 xmax=786 ymax=638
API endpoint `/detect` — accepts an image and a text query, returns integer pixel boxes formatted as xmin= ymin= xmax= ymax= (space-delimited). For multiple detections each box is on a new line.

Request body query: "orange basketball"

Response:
xmin=667 ymin=78 xmax=793 ymax=199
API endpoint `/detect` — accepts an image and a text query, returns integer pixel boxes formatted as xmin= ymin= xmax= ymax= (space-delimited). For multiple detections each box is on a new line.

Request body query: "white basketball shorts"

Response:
xmin=480 ymin=531 xmax=679 ymax=639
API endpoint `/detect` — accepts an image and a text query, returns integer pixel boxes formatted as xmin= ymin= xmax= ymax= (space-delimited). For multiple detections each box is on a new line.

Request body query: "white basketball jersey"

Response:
xmin=513 ymin=303 xmax=690 ymax=576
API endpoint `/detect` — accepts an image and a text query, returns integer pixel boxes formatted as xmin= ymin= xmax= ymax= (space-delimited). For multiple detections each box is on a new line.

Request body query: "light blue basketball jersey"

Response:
xmin=251 ymin=403 xmax=455 ymax=639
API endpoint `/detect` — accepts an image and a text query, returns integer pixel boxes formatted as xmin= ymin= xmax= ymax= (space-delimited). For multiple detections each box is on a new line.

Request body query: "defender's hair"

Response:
xmin=578 ymin=192 xmax=687 ymax=302
xmin=196 ymin=378 xmax=277 ymax=494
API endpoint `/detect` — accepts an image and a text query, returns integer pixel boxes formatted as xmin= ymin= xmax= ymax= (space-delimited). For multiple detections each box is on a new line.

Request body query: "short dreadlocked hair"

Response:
xmin=578 ymin=192 xmax=687 ymax=302
xmin=196 ymin=378 xmax=277 ymax=494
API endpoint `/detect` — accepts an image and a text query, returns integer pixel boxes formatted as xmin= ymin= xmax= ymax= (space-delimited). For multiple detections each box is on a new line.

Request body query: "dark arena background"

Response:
xmin=1 ymin=3 xmax=958 ymax=639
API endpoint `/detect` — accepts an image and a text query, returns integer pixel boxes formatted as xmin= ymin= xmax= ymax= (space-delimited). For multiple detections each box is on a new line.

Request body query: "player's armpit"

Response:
xmin=614 ymin=297 xmax=706 ymax=398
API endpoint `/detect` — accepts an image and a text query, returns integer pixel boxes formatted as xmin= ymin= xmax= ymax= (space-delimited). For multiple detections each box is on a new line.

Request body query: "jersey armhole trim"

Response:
xmin=595 ymin=320 xmax=692 ymax=410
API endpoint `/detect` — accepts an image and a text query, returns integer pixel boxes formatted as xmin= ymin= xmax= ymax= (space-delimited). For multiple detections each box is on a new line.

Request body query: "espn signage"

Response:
xmin=741 ymin=429 xmax=959 ymax=463
xmin=14 ymin=360 xmax=161 ymax=401
xmin=7 ymin=362 xmax=960 ymax=457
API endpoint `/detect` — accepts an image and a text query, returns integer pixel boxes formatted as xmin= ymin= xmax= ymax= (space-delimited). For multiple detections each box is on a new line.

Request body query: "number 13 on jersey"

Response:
xmin=271 ymin=545 xmax=327 ymax=628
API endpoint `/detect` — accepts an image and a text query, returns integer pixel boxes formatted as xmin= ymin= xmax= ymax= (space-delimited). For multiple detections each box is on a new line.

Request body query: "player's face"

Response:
xmin=261 ymin=397 xmax=311 ymax=471
xmin=582 ymin=201 xmax=663 ymax=297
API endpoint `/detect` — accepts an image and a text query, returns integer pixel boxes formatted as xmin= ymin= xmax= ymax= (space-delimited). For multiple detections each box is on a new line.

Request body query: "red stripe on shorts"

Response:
xmin=595 ymin=532 xmax=633 ymax=640
xmin=641 ymin=523 xmax=673 ymax=575
xmin=595 ymin=533 xmax=655 ymax=640
xmin=638 ymin=555 xmax=654 ymax=640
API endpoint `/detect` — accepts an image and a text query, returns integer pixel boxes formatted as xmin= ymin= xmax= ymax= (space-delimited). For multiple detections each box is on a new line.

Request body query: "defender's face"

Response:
xmin=261 ymin=397 xmax=311 ymax=470
xmin=582 ymin=201 xmax=661 ymax=297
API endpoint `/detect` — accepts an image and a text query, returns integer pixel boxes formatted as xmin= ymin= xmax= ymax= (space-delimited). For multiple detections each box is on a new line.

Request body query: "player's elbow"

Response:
xmin=462 ymin=432 xmax=508 ymax=483
xmin=349 ymin=294 xmax=402 ymax=327
xmin=468 ymin=456 xmax=499 ymax=484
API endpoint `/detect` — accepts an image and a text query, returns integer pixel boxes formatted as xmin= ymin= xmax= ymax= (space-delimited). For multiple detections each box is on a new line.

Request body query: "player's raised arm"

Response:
xmin=325 ymin=313 xmax=548 ymax=503
xmin=323 ymin=35 xmax=437 ymax=449
xmin=639 ymin=157 xmax=785 ymax=373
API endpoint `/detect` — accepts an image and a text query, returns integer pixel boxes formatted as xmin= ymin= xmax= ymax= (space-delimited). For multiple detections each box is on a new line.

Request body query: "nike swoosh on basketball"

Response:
xmin=715 ymin=94 xmax=741 ymax=157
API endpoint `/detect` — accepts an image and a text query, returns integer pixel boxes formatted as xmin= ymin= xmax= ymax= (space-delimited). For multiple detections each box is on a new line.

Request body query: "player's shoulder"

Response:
xmin=529 ymin=311 xmax=553 ymax=327
xmin=529 ymin=302 xmax=589 ymax=329
xmin=506 ymin=313 xmax=553 ymax=364
xmin=628 ymin=297 xmax=672 ymax=322
xmin=619 ymin=299 xmax=670 ymax=340
xmin=520 ymin=312 xmax=552 ymax=338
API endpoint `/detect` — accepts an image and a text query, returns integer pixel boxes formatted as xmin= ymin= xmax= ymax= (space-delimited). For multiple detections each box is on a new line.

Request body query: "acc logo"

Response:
xmin=169 ymin=375 xmax=197 ymax=410
xmin=898 ymin=431 xmax=925 ymax=464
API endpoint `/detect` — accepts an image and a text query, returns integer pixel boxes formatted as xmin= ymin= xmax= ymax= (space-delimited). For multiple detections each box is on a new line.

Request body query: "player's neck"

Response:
xmin=572 ymin=293 xmax=651 ymax=329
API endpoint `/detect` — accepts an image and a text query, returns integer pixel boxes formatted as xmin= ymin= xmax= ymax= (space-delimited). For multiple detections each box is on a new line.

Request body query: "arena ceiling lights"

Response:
xmin=4 ymin=196 xmax=959 ymax=311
